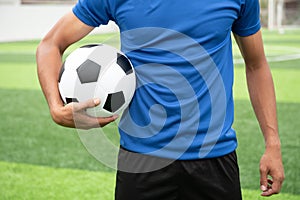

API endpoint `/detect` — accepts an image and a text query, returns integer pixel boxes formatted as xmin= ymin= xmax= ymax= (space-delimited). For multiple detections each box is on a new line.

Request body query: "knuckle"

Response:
xmin=281 ymin=173 xmax=285 ymax=181
xmin=52 ymin=116 xmax=62 ymax=125
xmin=50 ymin=111 xmax=63 ymax=125
xmin=277 ymin=175 xmax=285 ymax=183
xmin=272 ymin=189 xmax=280 ymax=194
xmin=274 ymin=171 xmax=285 ymax=182
xmin=259 ymin=165 xmax=267 ymax=173
xmin=85 ymin=99 xmax=95 ymax=108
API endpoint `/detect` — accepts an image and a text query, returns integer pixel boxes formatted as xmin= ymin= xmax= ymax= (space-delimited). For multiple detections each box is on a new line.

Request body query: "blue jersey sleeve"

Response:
xmin=72 ymin=0 xmax=115 ymax=27
xmin=232 ymin=0 xmax=261 ymax=36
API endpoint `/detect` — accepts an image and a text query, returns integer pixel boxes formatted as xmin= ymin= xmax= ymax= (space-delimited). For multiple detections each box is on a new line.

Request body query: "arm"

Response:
xmin=36 ymin=11 xmax=117 ymax=129
xmin=234 ymin=30 xmax=285 ymax=196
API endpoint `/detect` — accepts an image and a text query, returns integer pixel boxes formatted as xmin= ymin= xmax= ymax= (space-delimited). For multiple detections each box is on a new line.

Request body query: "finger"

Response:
xmin=261 ymin=188 xmax=274 ymax=197
xmin=261 ymin=178 xmax=274 ymax=196
xmin=270 ymin=178 xmax=283 ymax=195
xmin=97 ymin=115 xmax=119 ymax=127
xmin=260 ymin=166 xmax=269 ymax=192
xmin=73 ymin=98 xmax=100 ymax=112
xmin=267 ymin=178 xmax=273 ymax=189
xmin=74 ymin=114 xmax=100 ymax=129
xmin=260 ymin=179 xmax=282 ymax=197
xmin=79 ymin=115 xmax=119 ymax=129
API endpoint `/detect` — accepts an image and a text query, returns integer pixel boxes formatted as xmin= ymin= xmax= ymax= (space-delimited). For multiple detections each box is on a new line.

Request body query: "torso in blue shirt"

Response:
xmin=73 ymin=0 xmax=261 ymax=159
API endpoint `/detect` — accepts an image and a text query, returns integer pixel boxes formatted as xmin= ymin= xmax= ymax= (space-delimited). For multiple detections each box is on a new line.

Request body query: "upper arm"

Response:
xmin=40 ymin=11 xmax=94 ymax=53
xmin=234 ymin=30 xmax=268 ymax=70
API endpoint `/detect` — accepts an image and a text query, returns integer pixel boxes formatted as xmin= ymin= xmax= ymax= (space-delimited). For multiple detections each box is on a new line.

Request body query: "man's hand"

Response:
xmin=259 ymin=146 xmax=285 ymax=196
xmin=51 ymin=98 xmax=118 ymax=129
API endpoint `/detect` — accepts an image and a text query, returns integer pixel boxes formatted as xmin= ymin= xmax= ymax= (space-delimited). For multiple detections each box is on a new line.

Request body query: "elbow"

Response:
xmin=36 ymin=38 xmax=61 ymax=73
xmin=36 ymin=40 xmax=46 ymax=75
xmin=36 ymin=37 xmax=52 ymax=61
xmin=36 ymin=35 xmax=64 ymax=62
xmin=36 ymin=38 xmax=49 ymax=65
xmin=36 ymin=43 xmax=43 ymax=67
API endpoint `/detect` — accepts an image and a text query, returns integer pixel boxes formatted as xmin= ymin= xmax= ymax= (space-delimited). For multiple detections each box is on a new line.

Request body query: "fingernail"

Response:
xmin=113 ymin=115 xmax=119 ymax=120
xmin=94 ymin=98 xmax=100 ymax=105
xmin=260 ymin=185 xmax=267 ymax=191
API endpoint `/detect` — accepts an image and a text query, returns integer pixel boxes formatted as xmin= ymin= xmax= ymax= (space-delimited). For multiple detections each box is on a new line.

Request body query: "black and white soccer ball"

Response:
xmin=58 ymin=44 xmax=136 ymax=117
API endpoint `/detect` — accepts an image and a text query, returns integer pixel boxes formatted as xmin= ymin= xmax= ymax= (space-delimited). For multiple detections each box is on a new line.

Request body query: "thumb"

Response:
xmin=260 ymin=166 xmax=268 ymax=191
xmin=74 ymin=98 xmax=100 ymax=111
xmin=92 ymin=98 xmax=100 ymax=106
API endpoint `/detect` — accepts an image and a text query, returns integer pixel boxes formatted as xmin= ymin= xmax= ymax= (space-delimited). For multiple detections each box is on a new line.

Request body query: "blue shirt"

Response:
xmin=73 ymin=0 xmax=261 ymax=160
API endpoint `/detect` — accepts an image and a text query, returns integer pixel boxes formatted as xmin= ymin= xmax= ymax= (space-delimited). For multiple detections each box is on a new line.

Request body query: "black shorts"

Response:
xmin=115 ymin=148 xmax=242 ymax=200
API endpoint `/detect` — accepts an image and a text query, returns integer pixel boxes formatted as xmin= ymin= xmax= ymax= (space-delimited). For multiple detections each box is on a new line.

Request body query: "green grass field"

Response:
xmin=0 ymin=29 xmax=299 ymax=199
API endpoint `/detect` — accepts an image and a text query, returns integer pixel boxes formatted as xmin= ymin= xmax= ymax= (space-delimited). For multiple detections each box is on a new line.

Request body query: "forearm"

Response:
xmin=36 ymin=40 xmax=64 ymax=116
xmin=36 ymin=11 xmax=94 ymax=119
xmin=246 ymin=62 xmax=281 ymax=149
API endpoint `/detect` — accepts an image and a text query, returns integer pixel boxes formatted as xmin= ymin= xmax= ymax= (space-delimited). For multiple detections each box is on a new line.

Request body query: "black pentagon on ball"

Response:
xmin=117 ymin=53 xmax=133 ymax=75
xmin=65 ymin=97 xmax=79 ymax=104
xmin=103 ymin=91 xmax=125 ymax=113
xmin=80 ymin=44 xmax=103 ymax=48
xmin=58 ymin=61 xmax=65 ymax=83
xmin=77 ymin=59 xmax=101 ymax=84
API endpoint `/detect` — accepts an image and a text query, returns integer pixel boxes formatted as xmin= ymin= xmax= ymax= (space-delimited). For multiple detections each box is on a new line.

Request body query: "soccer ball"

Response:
xmin=58 ymin=44 xmax=136 ymax=117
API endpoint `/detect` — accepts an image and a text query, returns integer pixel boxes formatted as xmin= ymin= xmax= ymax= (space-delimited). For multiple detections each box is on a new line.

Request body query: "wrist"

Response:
xmin=262 ymin=127 xmax=281 ymax=150
xmin=264 ymin=141 xmax=282 ymax=158
xmin=49 ymin=102 xmax=65 ymax=124
xmin=265 ymin=137 xmax=281 ymax=150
